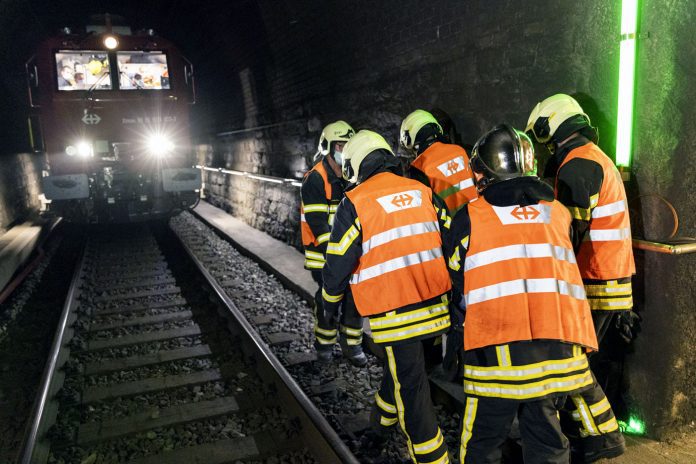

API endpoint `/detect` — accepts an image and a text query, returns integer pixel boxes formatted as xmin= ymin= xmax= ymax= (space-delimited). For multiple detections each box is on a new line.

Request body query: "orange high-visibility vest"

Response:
xmin=556 ymin=143 xmax=636 ymax=280
xmin=410 ymin=142 xmax=478 ymax=212
xmin=346 ymin=172 xmax=451 ymax=316
xmin=463 ymin=197 xmax=598 ymax=351
xmin=300 ymin=161 xmax=338 ymax=247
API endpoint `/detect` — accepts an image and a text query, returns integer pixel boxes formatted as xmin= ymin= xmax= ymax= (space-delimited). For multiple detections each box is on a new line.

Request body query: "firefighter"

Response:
xmin=447 ymin=124 xmax=600 ymax=464
xmin=300 ymin=120 xmax=367 ymax=367
xmin=400 ymin=109 xmax=478 ymax=214
xmin=322 ymin=130 xmax=452 ymax=464
xmin=527 ymin=94 xmax=636 ymax=461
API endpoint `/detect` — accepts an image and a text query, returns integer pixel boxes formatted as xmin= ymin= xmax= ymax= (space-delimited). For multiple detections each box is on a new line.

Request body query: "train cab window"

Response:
xmin=55 ymin=51 xmax=112 ymax=91
xmin=117 ymin=51 xmax=170 ymax=90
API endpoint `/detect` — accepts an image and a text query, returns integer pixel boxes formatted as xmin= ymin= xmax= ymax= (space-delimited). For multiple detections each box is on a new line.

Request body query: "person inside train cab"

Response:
xmin=300 ymin=121 xmax=367 ymax=367
xmin=447 ymin=124 xmax=600 ymax=463
xmin=57 ymin=66 xmax=75 ymax=89
xmin=322 ymin=130 xmax=452 ymax=463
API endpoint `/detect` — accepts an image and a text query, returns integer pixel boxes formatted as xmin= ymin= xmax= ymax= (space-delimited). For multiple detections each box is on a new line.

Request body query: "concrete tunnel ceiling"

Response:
xmin=0 ymin=0 xmax=695 ymax=438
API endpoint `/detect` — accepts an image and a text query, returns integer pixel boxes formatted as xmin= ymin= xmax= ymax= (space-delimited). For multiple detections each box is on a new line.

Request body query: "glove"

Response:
xmin=615 ymin=310 xmax=641 ymax=343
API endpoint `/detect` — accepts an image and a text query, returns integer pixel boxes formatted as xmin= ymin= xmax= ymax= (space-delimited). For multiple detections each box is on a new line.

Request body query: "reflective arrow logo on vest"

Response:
xmin=377 ymin=189 xmax=423 ymax=213
xmin=510 ymin=206 xmax=541 ymax=221
xmin=82 ymin=113 xmax=101 ymax=125
xmin=436 ymin=156 xmax=465 ymax=177
xmin=391 ymin=193 xmax=413 ymax=208
xmin=492 ymin=204 xmax=552 ymax=225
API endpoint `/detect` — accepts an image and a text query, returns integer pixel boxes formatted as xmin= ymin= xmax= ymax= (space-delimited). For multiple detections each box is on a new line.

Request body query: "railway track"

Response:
xmin=19 ymin=224 xmax=357 ymax=463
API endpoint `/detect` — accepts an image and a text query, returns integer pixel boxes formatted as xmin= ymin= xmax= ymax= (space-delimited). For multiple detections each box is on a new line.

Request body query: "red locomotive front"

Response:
xmin=27 ymin=16 xmax=201 ymax=222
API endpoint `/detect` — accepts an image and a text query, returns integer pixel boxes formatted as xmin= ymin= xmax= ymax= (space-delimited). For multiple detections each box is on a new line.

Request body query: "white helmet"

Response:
xmin=317 ymin=120 xmax=355 ymax=156
xmin=525 ymin=94 xmax=590 ymax=144
xmin=400 ymin=109 xmax=443 ymax=153
xmin=342 ymin=130 xmax=394 ymax=183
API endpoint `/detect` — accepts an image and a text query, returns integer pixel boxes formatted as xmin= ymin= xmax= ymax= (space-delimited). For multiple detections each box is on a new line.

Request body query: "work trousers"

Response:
xmin=371 ymin=341 xmax=450 ymax=464
xmin=460 ymin=395 xmax=569 ymax=464
xmin=311 ymin=271 xmax=363 ymax=347
xmin=566 ymin=311 xmax=624 ymax=456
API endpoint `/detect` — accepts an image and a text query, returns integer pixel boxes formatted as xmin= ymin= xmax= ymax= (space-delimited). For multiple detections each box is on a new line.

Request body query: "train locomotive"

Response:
xmin=26 ymin=16 xmax=201 ymax=222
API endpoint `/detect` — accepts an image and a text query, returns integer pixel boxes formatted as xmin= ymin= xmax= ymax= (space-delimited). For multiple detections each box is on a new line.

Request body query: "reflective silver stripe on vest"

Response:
xmin=591 ymin=200 xmax=626 ymax=219
xmin=465 ymin=278 xmax=586 ymax=306
xmin=464 ymin=243 xmax=576 ymax=272
xmin=456 ymin=178 xmax=475 ymax=190
xmin=584 ymin=228 xmax=631 ymax=241
xmin=362 ymin=221 xmax=439 ymax=254
xmin=350 ymin=247 xmax=443 ymax=284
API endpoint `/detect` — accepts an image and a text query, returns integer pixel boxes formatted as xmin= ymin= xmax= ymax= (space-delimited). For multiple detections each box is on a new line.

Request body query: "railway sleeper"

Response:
xmin=89 ymin=276 xmax=177 ymax=292
xmin=91 ymin=298 xmax=187 ymax=316
xmin=92 ymin=286 xmax=181 ymax=303
xmin=88 ymin=309 xmax=193 ymax=332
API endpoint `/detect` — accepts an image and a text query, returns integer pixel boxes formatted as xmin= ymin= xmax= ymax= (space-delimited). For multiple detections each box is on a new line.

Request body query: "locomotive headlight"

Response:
xmin=147 ymin=134 xmax=175 ymax=157
xmin=103 ymin=35 xmax=119 ymax=50
xmin=76 ymin=141 xmax=93 ymax=158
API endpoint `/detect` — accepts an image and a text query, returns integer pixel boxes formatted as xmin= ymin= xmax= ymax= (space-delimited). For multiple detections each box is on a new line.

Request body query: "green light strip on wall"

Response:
xmin=616 ymin=0 xmax=639 ymax=167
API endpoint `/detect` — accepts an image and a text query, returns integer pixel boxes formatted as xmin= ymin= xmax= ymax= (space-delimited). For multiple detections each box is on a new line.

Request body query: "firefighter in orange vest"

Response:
xmin=527 ymin=94 xmax=636 ymax=461
xmin=400 ymin=109 xmax=478 ymax=214
xmin=322 ymin=130 xmax=452 ymax=463
xmin=300 ymin=120 xmax=366 ymax=367
xmin=447 ymin=124 xmax=601 ymax=463
xmin=400 ymin=109 xmax=478 ymax=379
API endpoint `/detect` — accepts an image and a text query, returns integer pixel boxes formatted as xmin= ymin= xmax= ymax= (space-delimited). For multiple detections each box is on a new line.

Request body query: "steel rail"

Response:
xmin=175 ymin=234 xmax=360 ymax=464
xmin=17 ymin=243 xmax=87 ymax=464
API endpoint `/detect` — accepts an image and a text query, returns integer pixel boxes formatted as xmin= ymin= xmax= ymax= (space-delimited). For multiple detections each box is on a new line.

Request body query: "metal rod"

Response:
xmin=18 ymin=244 xmax=86 ymax=464
xmin=632 ymin=239 xmax=696 ymax=255
xmin=216 ymin=118 xmax=305 ymax=137
xmin=196 ymin=165 xmax=302 ymax=188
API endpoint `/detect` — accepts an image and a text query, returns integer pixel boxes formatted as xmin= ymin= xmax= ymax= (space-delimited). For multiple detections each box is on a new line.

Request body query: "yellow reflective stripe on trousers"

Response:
xmin=465 ymin=278 xmax=586 ymax=306
xmin=322 ymin=288 xmax=344 ymax=303
xmin=317 ymin=232 xmax=330 ymax=244
xmin=460 ymin=397 xmax=478 ymax=462
xmin=495 ymin=345 xmax=512 ymax=367
xmin=370 ymin=297 xmax=449 ymax=329
xmin=464 ymin=243 xmax=576 ymax=272
xmin=305 ymin=260 xmax=325 ymax=269
xmin=302 ymin=203 xmax=329 ymax=213
xmin=571 ymin=395 xmax=600 ymax=436
xmin=371 ymin=315 xmax=450 ymax=344
xmin=584 ymin=281 xmax=632 ymax=296
xmin=598 ymin=417 xmax=619 ymax=433
xmin=385 ymin=346 xmax=416 ymax=462
xmin=572 ymin=397 xmax=611 ymax=421
xmin=381 ymin=416 xmax=398 ymax=426
xmin=361 ymin=221 xmax=439 ymax=254
xmin=587 ymin=297 xmax=633 ymax=310
xmin=314 ymin=326 xmax=338 ymax=337
xmin=464 ymin=370 xmax=594 ymax=400
xmin=304 ymin=250 xmax=326 ymax=261
xmin=413 ymin=428 xmax=444 ymax=455
xmin=340 ymin=325 xmax=363 ymax=336
xmin=375 ymin=392 xmax=397 ymax=414
xmin=327 ymin=224 xmax=360 ymax=255
xmin=350 ymin=247 xmax=444 ymax=284
xmin=464 ymin=354 xmax=589 ymax=382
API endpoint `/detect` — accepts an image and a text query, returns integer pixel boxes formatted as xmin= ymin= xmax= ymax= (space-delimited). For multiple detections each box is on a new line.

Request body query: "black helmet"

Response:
xmin=470 ymin=124 xmax=536 ymax=192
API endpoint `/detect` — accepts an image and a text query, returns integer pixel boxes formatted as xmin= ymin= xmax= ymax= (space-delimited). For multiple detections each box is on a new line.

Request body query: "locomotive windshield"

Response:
xmin=55 ymin=51 xmax=112 ymax=91
xmin=117 ymin=51 xmax=170 ymax=90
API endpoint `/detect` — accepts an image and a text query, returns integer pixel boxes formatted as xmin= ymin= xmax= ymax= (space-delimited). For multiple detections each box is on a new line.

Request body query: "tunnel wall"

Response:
xmin=0 ymin=154 xmax=42 ymax=235
xmin=202 ymin=0 xmax=696 ymax=438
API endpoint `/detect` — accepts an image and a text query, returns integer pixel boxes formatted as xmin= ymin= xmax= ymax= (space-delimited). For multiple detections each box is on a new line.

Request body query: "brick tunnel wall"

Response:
xmin=200 ymin=0 xmax=696 ymax=437
xmin=0 ymin=154 xmax=42 ymax=235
